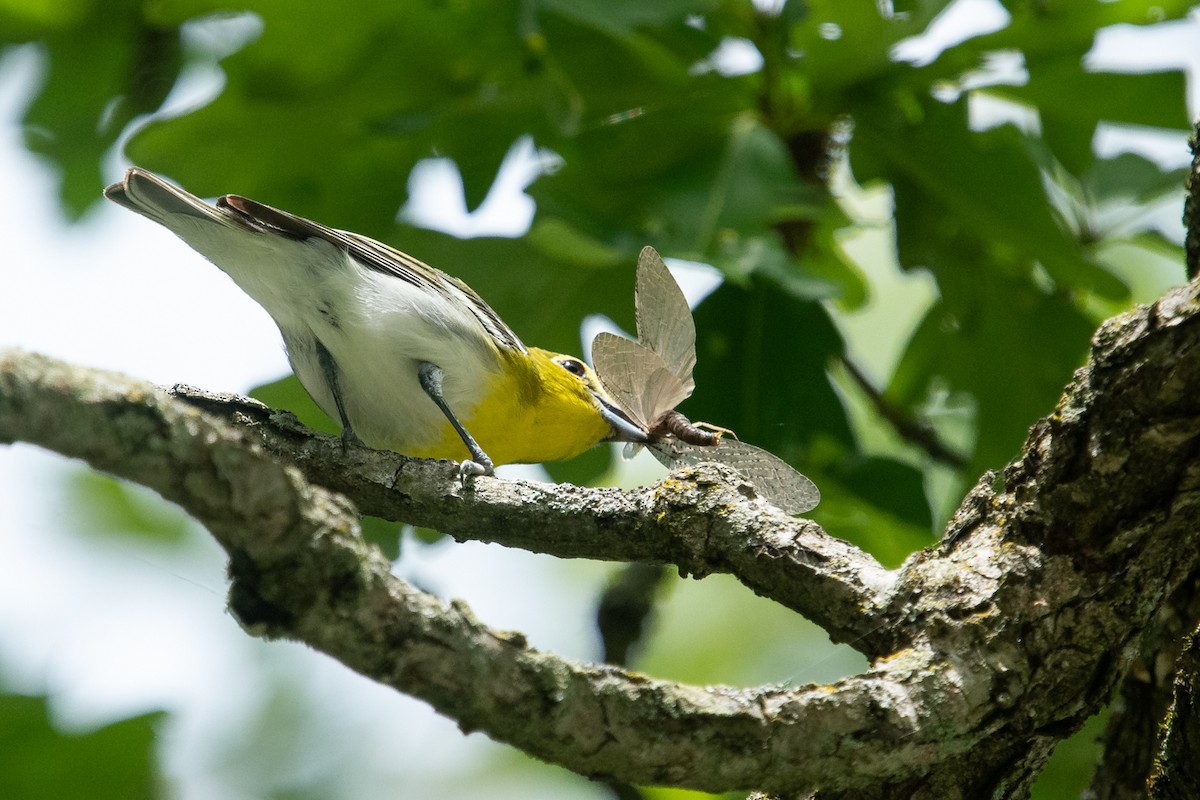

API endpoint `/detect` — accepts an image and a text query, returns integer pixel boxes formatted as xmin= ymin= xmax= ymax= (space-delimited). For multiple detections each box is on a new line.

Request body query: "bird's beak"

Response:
xmin=597 ymin=397 xmax=652 ymax=444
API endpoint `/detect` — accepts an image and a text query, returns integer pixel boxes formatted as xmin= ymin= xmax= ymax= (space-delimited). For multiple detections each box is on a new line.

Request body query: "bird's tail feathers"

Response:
xmin=104 ymin=168 xmax=232 ymax=230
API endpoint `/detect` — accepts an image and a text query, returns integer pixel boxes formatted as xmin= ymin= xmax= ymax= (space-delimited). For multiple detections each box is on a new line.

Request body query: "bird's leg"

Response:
xmin=316 ymin=340 xmax=361 ymax=447
xmin=417 ymin=361 xmax=495 ymax=478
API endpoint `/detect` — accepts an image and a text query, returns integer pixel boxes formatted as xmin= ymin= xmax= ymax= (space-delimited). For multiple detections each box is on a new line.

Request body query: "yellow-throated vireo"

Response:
xmin=105 ymin=168 xmax=648 ymax=476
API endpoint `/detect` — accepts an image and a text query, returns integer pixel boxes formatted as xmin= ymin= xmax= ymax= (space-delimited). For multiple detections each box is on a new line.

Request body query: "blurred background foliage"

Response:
xmin=1 ymin=0 xmax=1195 ymax=797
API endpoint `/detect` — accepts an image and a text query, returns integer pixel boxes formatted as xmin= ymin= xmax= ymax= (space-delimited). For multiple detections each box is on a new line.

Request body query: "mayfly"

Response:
xmin=591 ymin=247 xmax=820 ymax=515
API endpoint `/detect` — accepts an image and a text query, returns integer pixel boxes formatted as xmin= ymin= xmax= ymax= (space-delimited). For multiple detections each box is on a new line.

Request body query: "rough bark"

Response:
xmin=2 ymin=274 xmax=1200 ymax=796
xmin=1148 ymin=625 xmax=1200 ymax=799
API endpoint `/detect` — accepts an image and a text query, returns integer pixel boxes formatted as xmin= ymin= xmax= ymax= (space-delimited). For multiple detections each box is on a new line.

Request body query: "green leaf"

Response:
xmin=249 ymin=374 xmax=339 ymax=436
xmin=126 ymin=0 xmax=733 ymax=221
xmin=803 ymin=471 xmax=937 ymax=567
xmin=542 ymin=442 xmax=616 ymax=486
xmin=527 ymin=217 xmax=625 ymax=268
xmin=834 ymin=454 xmax=932 ymax=531
xmin=1083 ymin=152 xmax=1190 ymax=207
xmin=0 ymin=0 xmax=92 ymax=31
xmin=687 ymin=278 xmax=853 ymax=463
xmin=130 ymin=1 xmax=533 ymax=218
xmin=888 ymin=267 xmax=1094 ymax=476
xmin=987 ymin=0 xmax=1196 ymax=59
xmin=14 ymin=3 xmax=181 ymax=217
xmin=541 ymin=0 xmax=723 ymax=33
xmin=635 ymin=573 xmax=869 ymax=687
xmin=854 ymin=102 xmax=1129 ymax=300
xmin=61 ymin=469 xmax=192 ymax=545
xmin=784 ymin=0 xmax=950 ymax=94
xmin=0 ymin=694 xmax=161 ymax=800
xmin=1030 ymin=708 xmax=1110 ymax=800
xmin=360 ymin=516 xmax=403 ymax=561
xmin=1000 ymin=63 xmax=1188 ymax=175
xmin=685 ymin=273 xmax=939 ymax=550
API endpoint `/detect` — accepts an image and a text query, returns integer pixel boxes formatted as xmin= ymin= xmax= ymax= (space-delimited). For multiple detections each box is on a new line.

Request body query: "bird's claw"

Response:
xmin=458 ymin=457 xmax=494 ymax=482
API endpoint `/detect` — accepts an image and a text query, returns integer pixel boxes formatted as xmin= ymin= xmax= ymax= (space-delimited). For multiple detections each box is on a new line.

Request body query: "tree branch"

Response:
xmin=0 ymin=349 xmax=959 ymax=793
xmin=3 ymin=270 xmax=1200 ymax=794
xmin=165 ymin=381 xmax=900 ymax=652
xmin=1083 ymin=585 xmax=1200 ymax=799
xmin=1148 ymin=623 xmax=1200 ymax=798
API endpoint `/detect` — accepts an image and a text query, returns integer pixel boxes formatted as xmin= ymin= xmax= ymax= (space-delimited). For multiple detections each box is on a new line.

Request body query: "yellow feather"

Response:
xmin=410 ymin=347 xmax=611 ymax=466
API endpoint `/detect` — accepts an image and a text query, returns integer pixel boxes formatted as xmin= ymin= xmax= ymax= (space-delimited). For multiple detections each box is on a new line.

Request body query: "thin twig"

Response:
xmin=840 ymin=355 xmax=969 ymax=470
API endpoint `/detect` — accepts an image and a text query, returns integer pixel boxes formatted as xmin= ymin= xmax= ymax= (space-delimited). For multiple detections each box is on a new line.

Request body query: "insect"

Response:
xmin=591 ymin=247 xmax=820 ymax=515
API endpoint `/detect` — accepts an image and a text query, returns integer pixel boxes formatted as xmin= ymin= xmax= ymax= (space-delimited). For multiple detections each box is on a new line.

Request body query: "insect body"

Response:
xmin=591 ymin=247 xmax=820 ymax=515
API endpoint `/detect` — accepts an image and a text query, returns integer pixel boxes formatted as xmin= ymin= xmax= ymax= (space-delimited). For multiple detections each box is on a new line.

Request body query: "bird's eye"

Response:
xmin=556 ymin=357 xmax=587 ymax=378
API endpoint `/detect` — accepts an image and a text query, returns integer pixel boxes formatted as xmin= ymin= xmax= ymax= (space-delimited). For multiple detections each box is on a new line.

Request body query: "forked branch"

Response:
xmin=2 ymin=267 xmax=1200 ymax=794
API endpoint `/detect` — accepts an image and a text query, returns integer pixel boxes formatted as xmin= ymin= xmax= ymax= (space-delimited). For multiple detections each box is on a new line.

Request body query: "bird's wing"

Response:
xmin=219 ymin=193 xmax=527 ymax=354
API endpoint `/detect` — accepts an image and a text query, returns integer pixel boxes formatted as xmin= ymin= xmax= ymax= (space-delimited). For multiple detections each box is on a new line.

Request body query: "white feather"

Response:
xmin=109 ymin=171 xmax=502 ymax=453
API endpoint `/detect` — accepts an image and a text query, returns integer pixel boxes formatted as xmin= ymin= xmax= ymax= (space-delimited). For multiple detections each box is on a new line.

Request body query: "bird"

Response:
xmin=104 ymin=167 xmax=648 ymax=476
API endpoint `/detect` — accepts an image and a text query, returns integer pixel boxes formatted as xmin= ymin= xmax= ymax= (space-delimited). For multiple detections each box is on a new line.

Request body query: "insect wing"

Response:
xmin=592 ymin=331 xmax=691 ymax=429
xmin=649 ymin=437 xmax=821 ymax=516
xmin=634 ymin=247 xmax=696 ymax=394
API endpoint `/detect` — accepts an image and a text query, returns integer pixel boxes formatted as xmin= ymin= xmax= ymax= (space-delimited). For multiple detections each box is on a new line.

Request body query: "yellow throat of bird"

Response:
xmin=411 ymin=347 xmax=612 ymax=466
